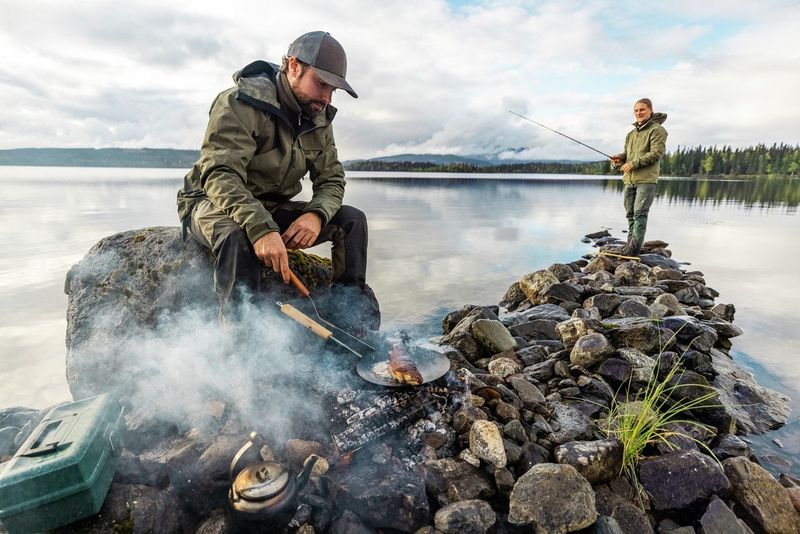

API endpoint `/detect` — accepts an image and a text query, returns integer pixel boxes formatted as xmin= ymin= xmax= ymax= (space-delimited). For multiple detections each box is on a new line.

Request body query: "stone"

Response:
xmin=723 ymin=456 xmax=800 ymax=534
xmin=499 ymin=282 xmax=528 ymax=311
xmin=548 ymin=401 xmax=597 ymax=445
xmin=508 ymin=463 xmax=597 ymax=531
xmin=469 ymin=420 xmax=507 ymax=468
xmin=495 ymin=401 xmax=521 ymax=422
xmin=709 ymin=348 xmax=791 ymax=434
xmin=443 ymin=304 xmax=494 ymax=334
xmin=516 ymin=345 xmax=549 ymax=366
xmin=638 ymin=450 xmax=730 ymax=514
xmin=555 ymin=318 xmax=602 ymax=347
xmin=583 ymin=294 xmax=624 ymax=317
xmin=452 ymin=403 xmax=489 ymax=432
xmin=332 ymin=464 xmax=429 ymax=531
xmin=615 ymin=261 xmax=657 ymax=286
xmin=434 ymin=499 xmax=496 ymax=534
xmin=286 ymin=438 xmax=326 ymax=469
xmin=603 ymin=317 xmax=661 ymax=353
xmin=661 ymin=315 xmax=719 ymax=352
xmin=590 ymin=516 xmax=625 ymax=534
xmin=597 ymin=357 xmax=632 ymax=385
xmin=787 ymin=487 xmax=800 ymax=514
xmin=503 ymin=419 xmax=528 ymax=444
xmin=422 ymin=458 xmax=495 ymax=504
xmin=711 ymin=303 xmax=736 ymax=322
xmin=613 ymin=285 xmax=664 ymax=298
xmin=471 ymin=319 xmax=518 ymax=354
xmin=519 ymin=269 xmax=560 ymax=305
xmin=585 ymin=254 xmax=620 ymax=274
xmin=614 ymin=347 xmax=656 ymax=383
xmin=705 ymin=319 xmax=744 ymax=339
xmin=509 ymin=377 xmax=546 ymax=405
xmin=487 ymin=357 xmax=521 ymax=378
xmin=637 ymin=253 xmax=680 ymax=269
xmin=58 ymin=483 xmax=186 ymax=533
xmin=495 ymin=467 xmax=516 ymax=493
xmin=652 ymin=266 xmax=683 ymax=280
xmin=712 ymin=434 xmax=752 ymax=460
xmin=700 ymin=495 xmax=754 ymax=534
xmin=570 ymin=333 xmax=615 ymax=368
xmin=509 ymin=319 xmax=559 ymax=341
xmin=459 ymin=449 xmax=481 ymax=468
xmin=524 ymin=358 xmax=557 ymax=382
xmin=585 ymin=230 xmax=611 ymax=239
xmin=554 ymin=438 xmax=623 ymax=484
xmin=542 ymin=282 xmax=584 ymax=303
xmin=654 ymin=293 xmax=685 ymax=315
xmin=615 ymin=299 xmax=653 ymax=318
xmin=515 ymin=303 xmax=572 ymax=322
xmin=549 ymin=263 xmax=576 ymax=281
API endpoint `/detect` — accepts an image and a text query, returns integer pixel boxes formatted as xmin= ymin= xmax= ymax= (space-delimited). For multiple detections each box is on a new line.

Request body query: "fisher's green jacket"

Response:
xmin=177 ymin=61 xmax=346 ymax=243
xmin=618 ymin=112 xmax=668 ymax=185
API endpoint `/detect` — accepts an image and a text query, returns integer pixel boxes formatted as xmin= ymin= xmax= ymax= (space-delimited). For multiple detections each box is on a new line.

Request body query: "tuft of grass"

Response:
xmin=600 ymin=355 xmax=721 ymax=503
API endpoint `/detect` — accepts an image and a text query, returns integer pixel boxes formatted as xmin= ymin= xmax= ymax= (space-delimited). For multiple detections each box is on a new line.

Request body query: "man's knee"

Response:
xmin=334 ymin=205 xmax=367 ymax=228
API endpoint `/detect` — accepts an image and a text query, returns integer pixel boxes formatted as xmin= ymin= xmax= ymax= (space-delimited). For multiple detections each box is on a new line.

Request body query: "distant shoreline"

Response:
xmin=1 ymin=145 xmax=798 ymax=178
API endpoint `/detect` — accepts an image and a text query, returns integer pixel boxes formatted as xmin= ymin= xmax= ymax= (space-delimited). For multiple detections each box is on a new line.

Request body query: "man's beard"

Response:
xmin=290 ymin=73 xmax=327 ymax=117
xmin=296 ymin=94 xmax=327 ymax=117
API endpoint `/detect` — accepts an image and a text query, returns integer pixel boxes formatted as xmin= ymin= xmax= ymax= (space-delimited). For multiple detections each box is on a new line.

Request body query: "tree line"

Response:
xmin=345 ymin=144 xmax=800 ymax=177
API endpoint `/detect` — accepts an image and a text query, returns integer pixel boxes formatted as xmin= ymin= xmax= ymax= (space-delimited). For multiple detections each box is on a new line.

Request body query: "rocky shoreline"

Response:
xmin=1 ymin=227 xmax=799 ymax=533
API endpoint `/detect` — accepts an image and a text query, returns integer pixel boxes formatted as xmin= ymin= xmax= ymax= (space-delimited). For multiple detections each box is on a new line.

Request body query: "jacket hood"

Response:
xmin=231 ymin=60 xmax=336 ymax=125
xmin=634 ymin=112 xmax=667 ymax=129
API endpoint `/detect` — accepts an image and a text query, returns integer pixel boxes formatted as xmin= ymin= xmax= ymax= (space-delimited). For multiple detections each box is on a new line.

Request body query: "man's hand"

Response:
xmin=282 ymin=212 xmax=323 ymax=250
xmin=620 ymin=162 xmax=633 ymax=173
xmin=253 ymin=232 xmax=290 ymax=283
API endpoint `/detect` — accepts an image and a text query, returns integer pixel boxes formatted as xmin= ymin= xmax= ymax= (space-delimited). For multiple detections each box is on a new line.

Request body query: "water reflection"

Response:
xmin=604 ymin=176 xmax=800 ymax=211
xmin=1 ymin=168 xmax=799 ymax=473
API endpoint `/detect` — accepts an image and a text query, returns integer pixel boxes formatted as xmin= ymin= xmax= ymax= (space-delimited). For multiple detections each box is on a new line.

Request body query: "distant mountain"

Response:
xmin=356 ymin=153 xmax=494 ymax=167
xmin=0 ymin=148 xmax=199 ymax=168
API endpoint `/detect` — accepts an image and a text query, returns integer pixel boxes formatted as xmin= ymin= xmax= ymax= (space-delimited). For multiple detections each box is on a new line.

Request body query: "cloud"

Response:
xmin=0 ymin=0 xmax=797 ymax=157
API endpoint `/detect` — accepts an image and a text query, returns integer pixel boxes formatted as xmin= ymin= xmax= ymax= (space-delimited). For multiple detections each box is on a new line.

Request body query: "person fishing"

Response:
xmin=176 ymin=31 xmax=373 ymax=327
xmin=609 ymin=98 xmax=668 ymax=256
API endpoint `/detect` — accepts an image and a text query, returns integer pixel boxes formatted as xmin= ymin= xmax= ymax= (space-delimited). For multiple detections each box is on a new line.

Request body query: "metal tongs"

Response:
xmin=286 ymin=269 xmax=376 ymax=354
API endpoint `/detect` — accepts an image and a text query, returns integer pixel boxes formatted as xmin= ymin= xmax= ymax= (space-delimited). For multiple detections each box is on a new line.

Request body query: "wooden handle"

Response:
xmin=279 ymin=303 xmax=332 ymax=339
xmin=288 ymin=270 xmax=311 ymax=297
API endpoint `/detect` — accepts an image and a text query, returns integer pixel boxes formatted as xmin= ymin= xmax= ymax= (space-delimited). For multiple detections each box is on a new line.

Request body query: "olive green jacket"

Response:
xmin=177 ymin=61 xmax=346 ymax=243
xmin=618 ymin=112 xmax=668 ymax=185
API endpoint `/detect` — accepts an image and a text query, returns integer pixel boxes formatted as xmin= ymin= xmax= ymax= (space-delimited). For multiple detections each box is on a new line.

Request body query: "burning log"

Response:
xmin=330 ymin=385 xmax=451 ymax=453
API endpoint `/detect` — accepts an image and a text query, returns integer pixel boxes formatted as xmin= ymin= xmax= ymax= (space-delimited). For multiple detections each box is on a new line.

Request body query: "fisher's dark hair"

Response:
xmin=636 ymin=98 xmax=653 ymax=110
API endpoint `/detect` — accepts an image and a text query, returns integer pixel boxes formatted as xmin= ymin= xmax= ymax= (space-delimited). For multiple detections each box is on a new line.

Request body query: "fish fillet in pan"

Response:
xmin=388 ymin=341 xmax=423 ymax=385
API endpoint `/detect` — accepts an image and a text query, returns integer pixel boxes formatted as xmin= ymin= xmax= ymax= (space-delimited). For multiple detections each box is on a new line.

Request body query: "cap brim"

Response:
xmin=312 ymin=66 xmax=358 ymax=98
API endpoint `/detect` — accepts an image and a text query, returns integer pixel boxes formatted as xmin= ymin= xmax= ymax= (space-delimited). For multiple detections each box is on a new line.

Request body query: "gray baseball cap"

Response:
xmin=287 ymin=31 xmax=357 ymax=98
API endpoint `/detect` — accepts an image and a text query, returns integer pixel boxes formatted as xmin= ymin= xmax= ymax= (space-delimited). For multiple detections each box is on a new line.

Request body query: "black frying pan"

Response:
xmin=277 ymin=302 xmax=450 ymax=387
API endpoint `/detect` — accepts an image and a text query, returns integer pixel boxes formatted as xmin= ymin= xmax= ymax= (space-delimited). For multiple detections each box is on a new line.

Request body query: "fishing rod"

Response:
xmin=509 ymin=110 xmax=613 ymax=160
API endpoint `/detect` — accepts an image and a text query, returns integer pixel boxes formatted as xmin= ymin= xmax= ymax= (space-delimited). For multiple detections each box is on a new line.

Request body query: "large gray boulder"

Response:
xmin=64 ymin=227 xmax=379 ymax=402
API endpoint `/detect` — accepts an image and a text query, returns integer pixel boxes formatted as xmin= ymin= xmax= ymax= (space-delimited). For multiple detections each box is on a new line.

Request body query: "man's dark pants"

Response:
xmin=189 ymin=199 xmax=367 ymax=309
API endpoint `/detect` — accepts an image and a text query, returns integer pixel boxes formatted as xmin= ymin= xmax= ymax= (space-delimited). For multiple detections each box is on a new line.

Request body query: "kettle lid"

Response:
xmin=233 ymin=462 xmax=290 ymax=500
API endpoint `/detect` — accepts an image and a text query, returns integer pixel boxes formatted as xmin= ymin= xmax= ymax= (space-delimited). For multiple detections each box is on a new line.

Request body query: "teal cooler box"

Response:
xmin=0 ymin=393 xmax=124 ymax=533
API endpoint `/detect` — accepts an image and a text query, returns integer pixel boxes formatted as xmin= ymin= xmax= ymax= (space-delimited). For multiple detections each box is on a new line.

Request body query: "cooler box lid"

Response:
xmin=0 ymin=393 xmax=123 ymax=518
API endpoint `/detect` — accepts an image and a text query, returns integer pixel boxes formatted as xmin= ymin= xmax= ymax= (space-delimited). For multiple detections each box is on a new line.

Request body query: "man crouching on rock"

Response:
xmin=177 ymin=31 xmax=372 ymax=328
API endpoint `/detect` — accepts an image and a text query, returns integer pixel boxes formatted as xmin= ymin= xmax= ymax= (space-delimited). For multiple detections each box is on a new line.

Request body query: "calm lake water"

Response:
xmin=1 ymin=167 xmax=799 ymax=472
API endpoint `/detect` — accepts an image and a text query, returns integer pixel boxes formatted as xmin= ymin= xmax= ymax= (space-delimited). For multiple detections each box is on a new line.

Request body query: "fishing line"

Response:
xmin=509 ymin=110 xmax=613 ymax=159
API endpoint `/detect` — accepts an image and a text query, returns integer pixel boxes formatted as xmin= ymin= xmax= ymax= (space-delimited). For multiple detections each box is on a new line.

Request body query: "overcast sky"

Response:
xmin=1 ymin=0 xmax=798 ymax=160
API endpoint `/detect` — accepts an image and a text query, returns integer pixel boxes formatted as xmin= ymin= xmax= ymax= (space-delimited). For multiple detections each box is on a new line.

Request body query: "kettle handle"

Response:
xmin=229 ymin=431 xmax=261 ymax=489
